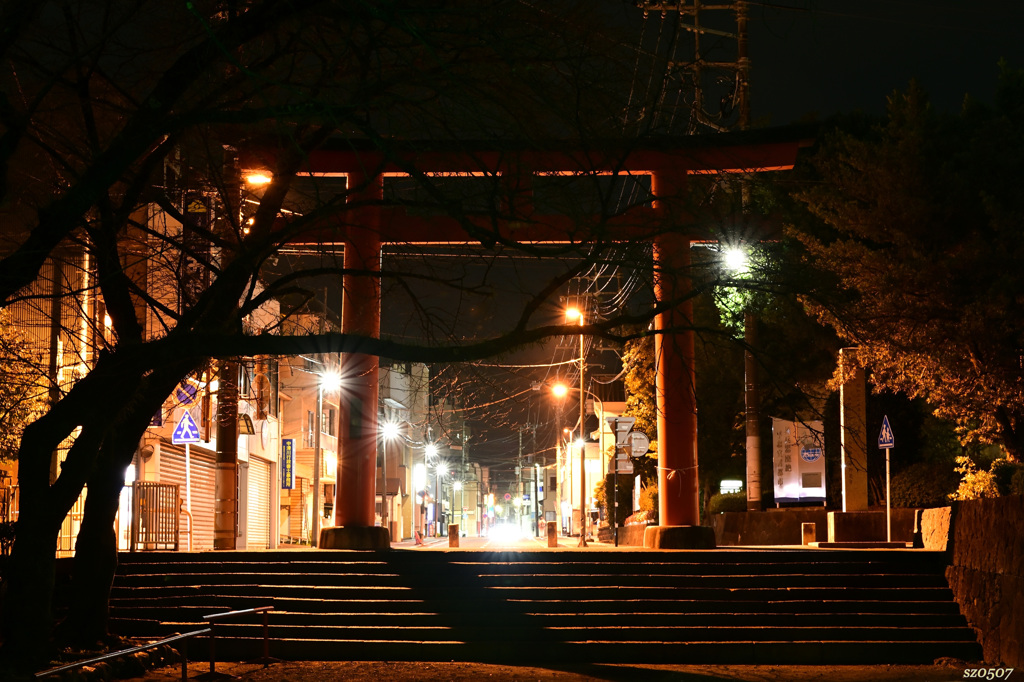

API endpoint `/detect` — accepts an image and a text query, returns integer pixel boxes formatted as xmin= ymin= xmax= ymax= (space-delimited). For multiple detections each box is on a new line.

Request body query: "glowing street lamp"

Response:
xmin=723 ymin=246 xmax=749 ymax=274
xmin=245 ymin=172 xmax=273 ymax=186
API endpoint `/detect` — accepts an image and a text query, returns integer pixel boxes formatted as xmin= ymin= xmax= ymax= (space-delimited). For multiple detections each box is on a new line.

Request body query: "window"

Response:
xmin=267 ymin=359 xmax=279 ymax=418
xmin=238 ymin=362 xmax=253 ymax=397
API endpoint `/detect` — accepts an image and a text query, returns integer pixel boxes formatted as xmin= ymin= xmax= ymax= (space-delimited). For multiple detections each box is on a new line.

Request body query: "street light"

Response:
xmin=312 ymin=369 xmax=341 ymax=547
xmin=723 ymin=246 xmax=749 ymax=274
xmin=723 ymin=245 xmax=761 ymax=511
xmin=565 ymin=306 xmax=587 ymax=547
xmin=380 ymin=420 xmax=401 ymax=539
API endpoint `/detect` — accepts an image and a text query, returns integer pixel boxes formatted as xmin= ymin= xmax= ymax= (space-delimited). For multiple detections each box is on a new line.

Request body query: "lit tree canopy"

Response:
xmin=789 ymin=67 xmax=1024 ymax=461
xmin=0 ymin=311 xmax=46 ymax=462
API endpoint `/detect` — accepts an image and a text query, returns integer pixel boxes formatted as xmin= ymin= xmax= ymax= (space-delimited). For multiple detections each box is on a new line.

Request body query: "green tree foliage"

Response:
xmin=621 ymin=335 xmax=657 ymax=441
xmin=0 ymin=311 xmax=45 ymax=461
xmin=707 ymin=491 xmax=746 ymax=514
xmin=620 ymin=335 xmax=659 ymax=488
xmin=790 ymin=67 xmax=1024 ymax=461
xmin=638 ymin=483 xmax=658 ymax=514
xmin=949 ymin=456 xmax=1000 ymax=501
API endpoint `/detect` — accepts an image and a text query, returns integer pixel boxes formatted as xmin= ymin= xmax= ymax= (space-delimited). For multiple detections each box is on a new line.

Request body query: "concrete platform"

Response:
xmin=812 ymin=541 xmax=912 ymax=549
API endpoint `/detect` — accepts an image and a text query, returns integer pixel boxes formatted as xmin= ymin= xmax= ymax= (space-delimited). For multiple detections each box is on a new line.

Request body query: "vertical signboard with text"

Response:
xmin=771 ymin=418 xmax=826 ymax=505
xmin=281 ymin=438 xmax=295 ymax=490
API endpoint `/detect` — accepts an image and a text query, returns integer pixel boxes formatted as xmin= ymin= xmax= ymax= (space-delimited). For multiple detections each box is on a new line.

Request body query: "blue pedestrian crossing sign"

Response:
xmin=172 ymin=412 xmax=202 ymax=444
xmin=878 ymin=415 xmax=894 ymax=449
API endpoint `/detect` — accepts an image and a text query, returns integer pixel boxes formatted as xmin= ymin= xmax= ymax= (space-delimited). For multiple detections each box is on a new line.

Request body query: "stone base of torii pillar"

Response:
xmin=319 ymin=526 xmax=391 ymax=550
xmin=644 ymin=525 xmax=716 ymax=549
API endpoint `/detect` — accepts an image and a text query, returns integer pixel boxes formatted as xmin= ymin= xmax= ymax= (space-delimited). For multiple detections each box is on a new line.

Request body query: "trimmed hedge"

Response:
xmin=890 ymin=460 xmax=959 ymax=508
xmin=708 ymin=492 xmax=747 ymax=514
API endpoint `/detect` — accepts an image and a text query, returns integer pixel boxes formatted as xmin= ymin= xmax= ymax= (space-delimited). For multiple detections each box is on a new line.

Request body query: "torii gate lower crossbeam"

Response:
xmin=273 ymin=134 xmax=809 ymax=549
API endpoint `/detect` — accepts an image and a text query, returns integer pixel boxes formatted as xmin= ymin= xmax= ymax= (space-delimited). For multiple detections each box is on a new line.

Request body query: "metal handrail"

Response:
xmin=202 ymin=606 xmax=276 ymax=674
xmin=34 ymin=628 xmax=211 ymax=680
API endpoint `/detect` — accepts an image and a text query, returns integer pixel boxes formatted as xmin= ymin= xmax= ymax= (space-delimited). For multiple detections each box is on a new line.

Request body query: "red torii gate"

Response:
xmin=259 ymin=131 xmax=808 ymax=549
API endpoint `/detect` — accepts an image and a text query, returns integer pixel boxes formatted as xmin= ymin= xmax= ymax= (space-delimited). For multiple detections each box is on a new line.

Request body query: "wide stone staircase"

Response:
xmin=109 ymin=548 xmax=982 ymax=664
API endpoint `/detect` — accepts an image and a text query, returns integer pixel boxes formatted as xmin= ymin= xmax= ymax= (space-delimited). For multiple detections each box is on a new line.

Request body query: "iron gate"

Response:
xmin=131 ymin=481 xmax=179 ymax=551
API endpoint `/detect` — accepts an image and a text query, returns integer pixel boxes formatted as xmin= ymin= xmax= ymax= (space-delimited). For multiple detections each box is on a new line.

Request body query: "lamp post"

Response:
xmin=422 ymin=443 xmax=436 ymax=538
xmin=724 ymin=246 xmax=762 ymax=511
xmin=436 ymin=460 xmax=448 ymax=536
xmin=453 ymin=480 xmax=463 ymax=536
xmin=312 ymin=370 xmax=341 ymax=547
xmin=565 ymin=306 xmax=587 ymax=547
xmin=381 ymin=421 xmax=400 ymax=540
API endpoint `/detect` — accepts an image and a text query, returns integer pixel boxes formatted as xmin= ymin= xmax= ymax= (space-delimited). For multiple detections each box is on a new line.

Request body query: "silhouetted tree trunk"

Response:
xmin=60 ymin=362 xmax=199 ymax=646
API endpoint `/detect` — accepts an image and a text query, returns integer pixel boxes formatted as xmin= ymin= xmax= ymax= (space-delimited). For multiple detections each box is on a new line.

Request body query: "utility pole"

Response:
xmin=636 ymin=1 xmax=757 ymax=506
xmin=517 ymin=429 xmax=523 ymax=530
xmin=632 ymin=1 xmax=750 ymax=135
xmin=744 ymin=312 xmax=761 ymax=510
xmin=461 ymin=423 xmax=468 ymax=534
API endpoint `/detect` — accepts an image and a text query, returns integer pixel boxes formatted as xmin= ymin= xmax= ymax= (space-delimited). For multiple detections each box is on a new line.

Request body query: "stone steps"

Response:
xmin=108 ymin=548 xmax=982 ymax=664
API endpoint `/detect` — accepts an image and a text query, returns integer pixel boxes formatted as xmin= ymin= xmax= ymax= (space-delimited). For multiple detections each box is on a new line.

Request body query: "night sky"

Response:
xmin=743 ymin=0 xmax=1024 ymax=123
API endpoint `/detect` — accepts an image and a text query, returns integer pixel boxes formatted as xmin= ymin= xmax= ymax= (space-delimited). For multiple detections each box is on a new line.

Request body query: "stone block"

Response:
xmin=801 ymin=522 xmax=816 ymax=545
xmin=921 ymin=506 xmax=952 ymax=552
xmin=643 ymin=525 xmax=716 ymax=549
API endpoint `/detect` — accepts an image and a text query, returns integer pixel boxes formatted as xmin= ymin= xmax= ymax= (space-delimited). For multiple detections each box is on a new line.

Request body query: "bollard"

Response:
xmin=448 ymin=524 xmax=459 ymax=547
xmin=801 ymin=522 xmax=816 ymax=546
xmin=547 ymin=520 xmax=558 ymax=548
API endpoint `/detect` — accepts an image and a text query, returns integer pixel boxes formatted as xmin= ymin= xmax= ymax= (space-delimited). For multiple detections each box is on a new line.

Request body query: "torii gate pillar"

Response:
xmin=320 ymin=172 xmax=390 ymax=550
xmin=645 ymin=173 xmax=716 ymax=549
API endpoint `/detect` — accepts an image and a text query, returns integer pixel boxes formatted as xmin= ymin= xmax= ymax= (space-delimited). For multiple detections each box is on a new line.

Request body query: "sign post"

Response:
xmin=172 ymin=411 xmax=202 ymax=514
xmin=606 ymin=417 xmax=635 ymax=548
xmin=878 ymin=415 xmax=895 ymax=542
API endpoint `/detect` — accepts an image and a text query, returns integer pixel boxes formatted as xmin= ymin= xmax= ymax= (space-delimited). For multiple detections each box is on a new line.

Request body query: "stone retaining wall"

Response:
xmin=709 ymin=508 xmax=918 ymax=545
xmin=927 ymin=496 xmax=1024 ymax=666
xmin=596 ymin=524 xmax=647 ymax=546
